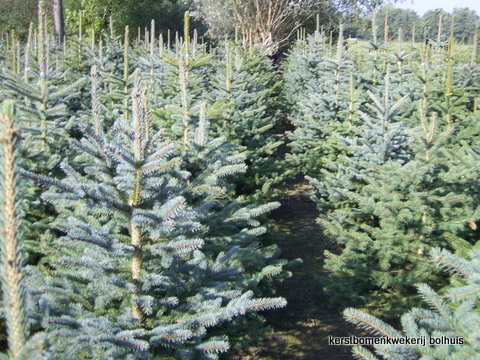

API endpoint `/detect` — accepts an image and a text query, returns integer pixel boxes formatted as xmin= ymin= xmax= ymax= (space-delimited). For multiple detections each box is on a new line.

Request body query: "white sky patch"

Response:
xmin=392 ymin=0 xmax=480 ymax=15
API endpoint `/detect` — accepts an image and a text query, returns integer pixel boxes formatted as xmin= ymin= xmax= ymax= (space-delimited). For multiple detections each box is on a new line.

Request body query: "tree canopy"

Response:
xmin=0 ymin=1 xmax=478 ymax=54
xmin=0 ymin=0 xmax=38 ymax=37
xmin=64 ymin=0 xmax=189 ymax=36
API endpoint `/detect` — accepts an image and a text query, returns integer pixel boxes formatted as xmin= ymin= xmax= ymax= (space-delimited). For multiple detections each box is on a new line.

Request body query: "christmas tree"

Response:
xmin=206 ymin=43 xmax=284 ymax=199
xmin=22 ymin=75 xmax=287 ymax=359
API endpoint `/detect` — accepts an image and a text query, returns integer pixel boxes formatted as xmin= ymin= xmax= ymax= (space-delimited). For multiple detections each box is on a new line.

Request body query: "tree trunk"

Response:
xmin=53 ymin=0 xmax=65 ymax=44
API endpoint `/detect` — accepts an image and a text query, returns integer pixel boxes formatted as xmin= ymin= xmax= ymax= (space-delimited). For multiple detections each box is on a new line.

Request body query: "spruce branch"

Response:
xmin=344 ymin=308 xmax=401 ymax=339
xmin=351 ymin=346 xmax=379 ymax=360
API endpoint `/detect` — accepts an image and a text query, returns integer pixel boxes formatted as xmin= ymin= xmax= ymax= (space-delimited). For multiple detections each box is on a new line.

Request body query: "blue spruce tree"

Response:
xmin=206 ymin=43 xmax=284 ymax=199
xmin=22 ymin=73 xmax=287 ymax=359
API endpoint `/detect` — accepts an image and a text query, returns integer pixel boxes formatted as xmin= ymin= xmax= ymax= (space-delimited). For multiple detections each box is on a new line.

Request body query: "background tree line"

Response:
xmin=0 ymin=0 xmax=190 ymax=38
xmin=345 ymin=4 xmax=480 ymax=43
xmin=1 ymin=1 xmax=478 ymax=53
xmin=6 ymin=0 xmax=478 ymax=56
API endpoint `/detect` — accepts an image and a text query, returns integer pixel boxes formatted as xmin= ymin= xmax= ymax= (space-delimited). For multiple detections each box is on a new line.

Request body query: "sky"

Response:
xmin=393 ymin=0 xmax=480 ymax=16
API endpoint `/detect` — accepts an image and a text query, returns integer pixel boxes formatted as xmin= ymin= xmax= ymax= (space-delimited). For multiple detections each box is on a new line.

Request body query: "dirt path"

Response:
xmin=234 ymin=182 xmax=355 ymax=360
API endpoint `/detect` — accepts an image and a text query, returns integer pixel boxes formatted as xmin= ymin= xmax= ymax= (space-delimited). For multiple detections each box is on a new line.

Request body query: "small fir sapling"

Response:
xmin=306 ymin=71 xmax=422 ymax=312
xmin=206 ymin=43 xmax=284 ymax=199
xmin=148 ymin=41 xmax=213 ymax=140
xmin=283 ymin=30 xmax=353 ymax=177
xmin=283 ymin=26 xmax=390 ymax=179
xmin=308 ymin=69 xmax=413 ymax=219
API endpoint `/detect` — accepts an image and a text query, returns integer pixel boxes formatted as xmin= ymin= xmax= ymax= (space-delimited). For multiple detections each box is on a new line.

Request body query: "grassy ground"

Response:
xmin=233 ymin=182 xmax=355 ymax=360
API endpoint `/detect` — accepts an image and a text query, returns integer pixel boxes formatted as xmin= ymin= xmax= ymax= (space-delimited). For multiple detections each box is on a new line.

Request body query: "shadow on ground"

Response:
xmin=233 ymin=183 xmax=355 ymax=360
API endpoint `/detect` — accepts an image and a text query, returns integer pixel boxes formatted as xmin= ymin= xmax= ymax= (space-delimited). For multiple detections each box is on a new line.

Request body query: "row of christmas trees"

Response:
xmin=0 ymin=3 xmax=292 ymax=359
xmin=283 ymin=24 xmax=480 ymax=359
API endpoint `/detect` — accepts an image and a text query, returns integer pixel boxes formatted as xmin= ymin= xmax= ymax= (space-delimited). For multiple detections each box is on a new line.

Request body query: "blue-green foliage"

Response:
xmin=306 ymin=78 xmax=419 ymax=310
xmin=21 ymin=72 xmax=286 ymax=359
xmin=138 ymin=41 xmax=213 ymax=140
xmin=283 ymin=31 xmax=355 ymax=177
xmin=0 ymin=20 xmax=89 ymax=267
xmin=206 ymin=44 xmax=284 ymax=199
xmin=310 ymin=93 xmax=478 ymax=314
xmin=296 ymin=32 xmax=480 ymax=316
xmin=138 ymin=38 xmax=285 ymax=200
xmin=344 ymin=245 xmax=480 ymax=360
xmin=0 ymin=100 xmax=48 ymax=360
